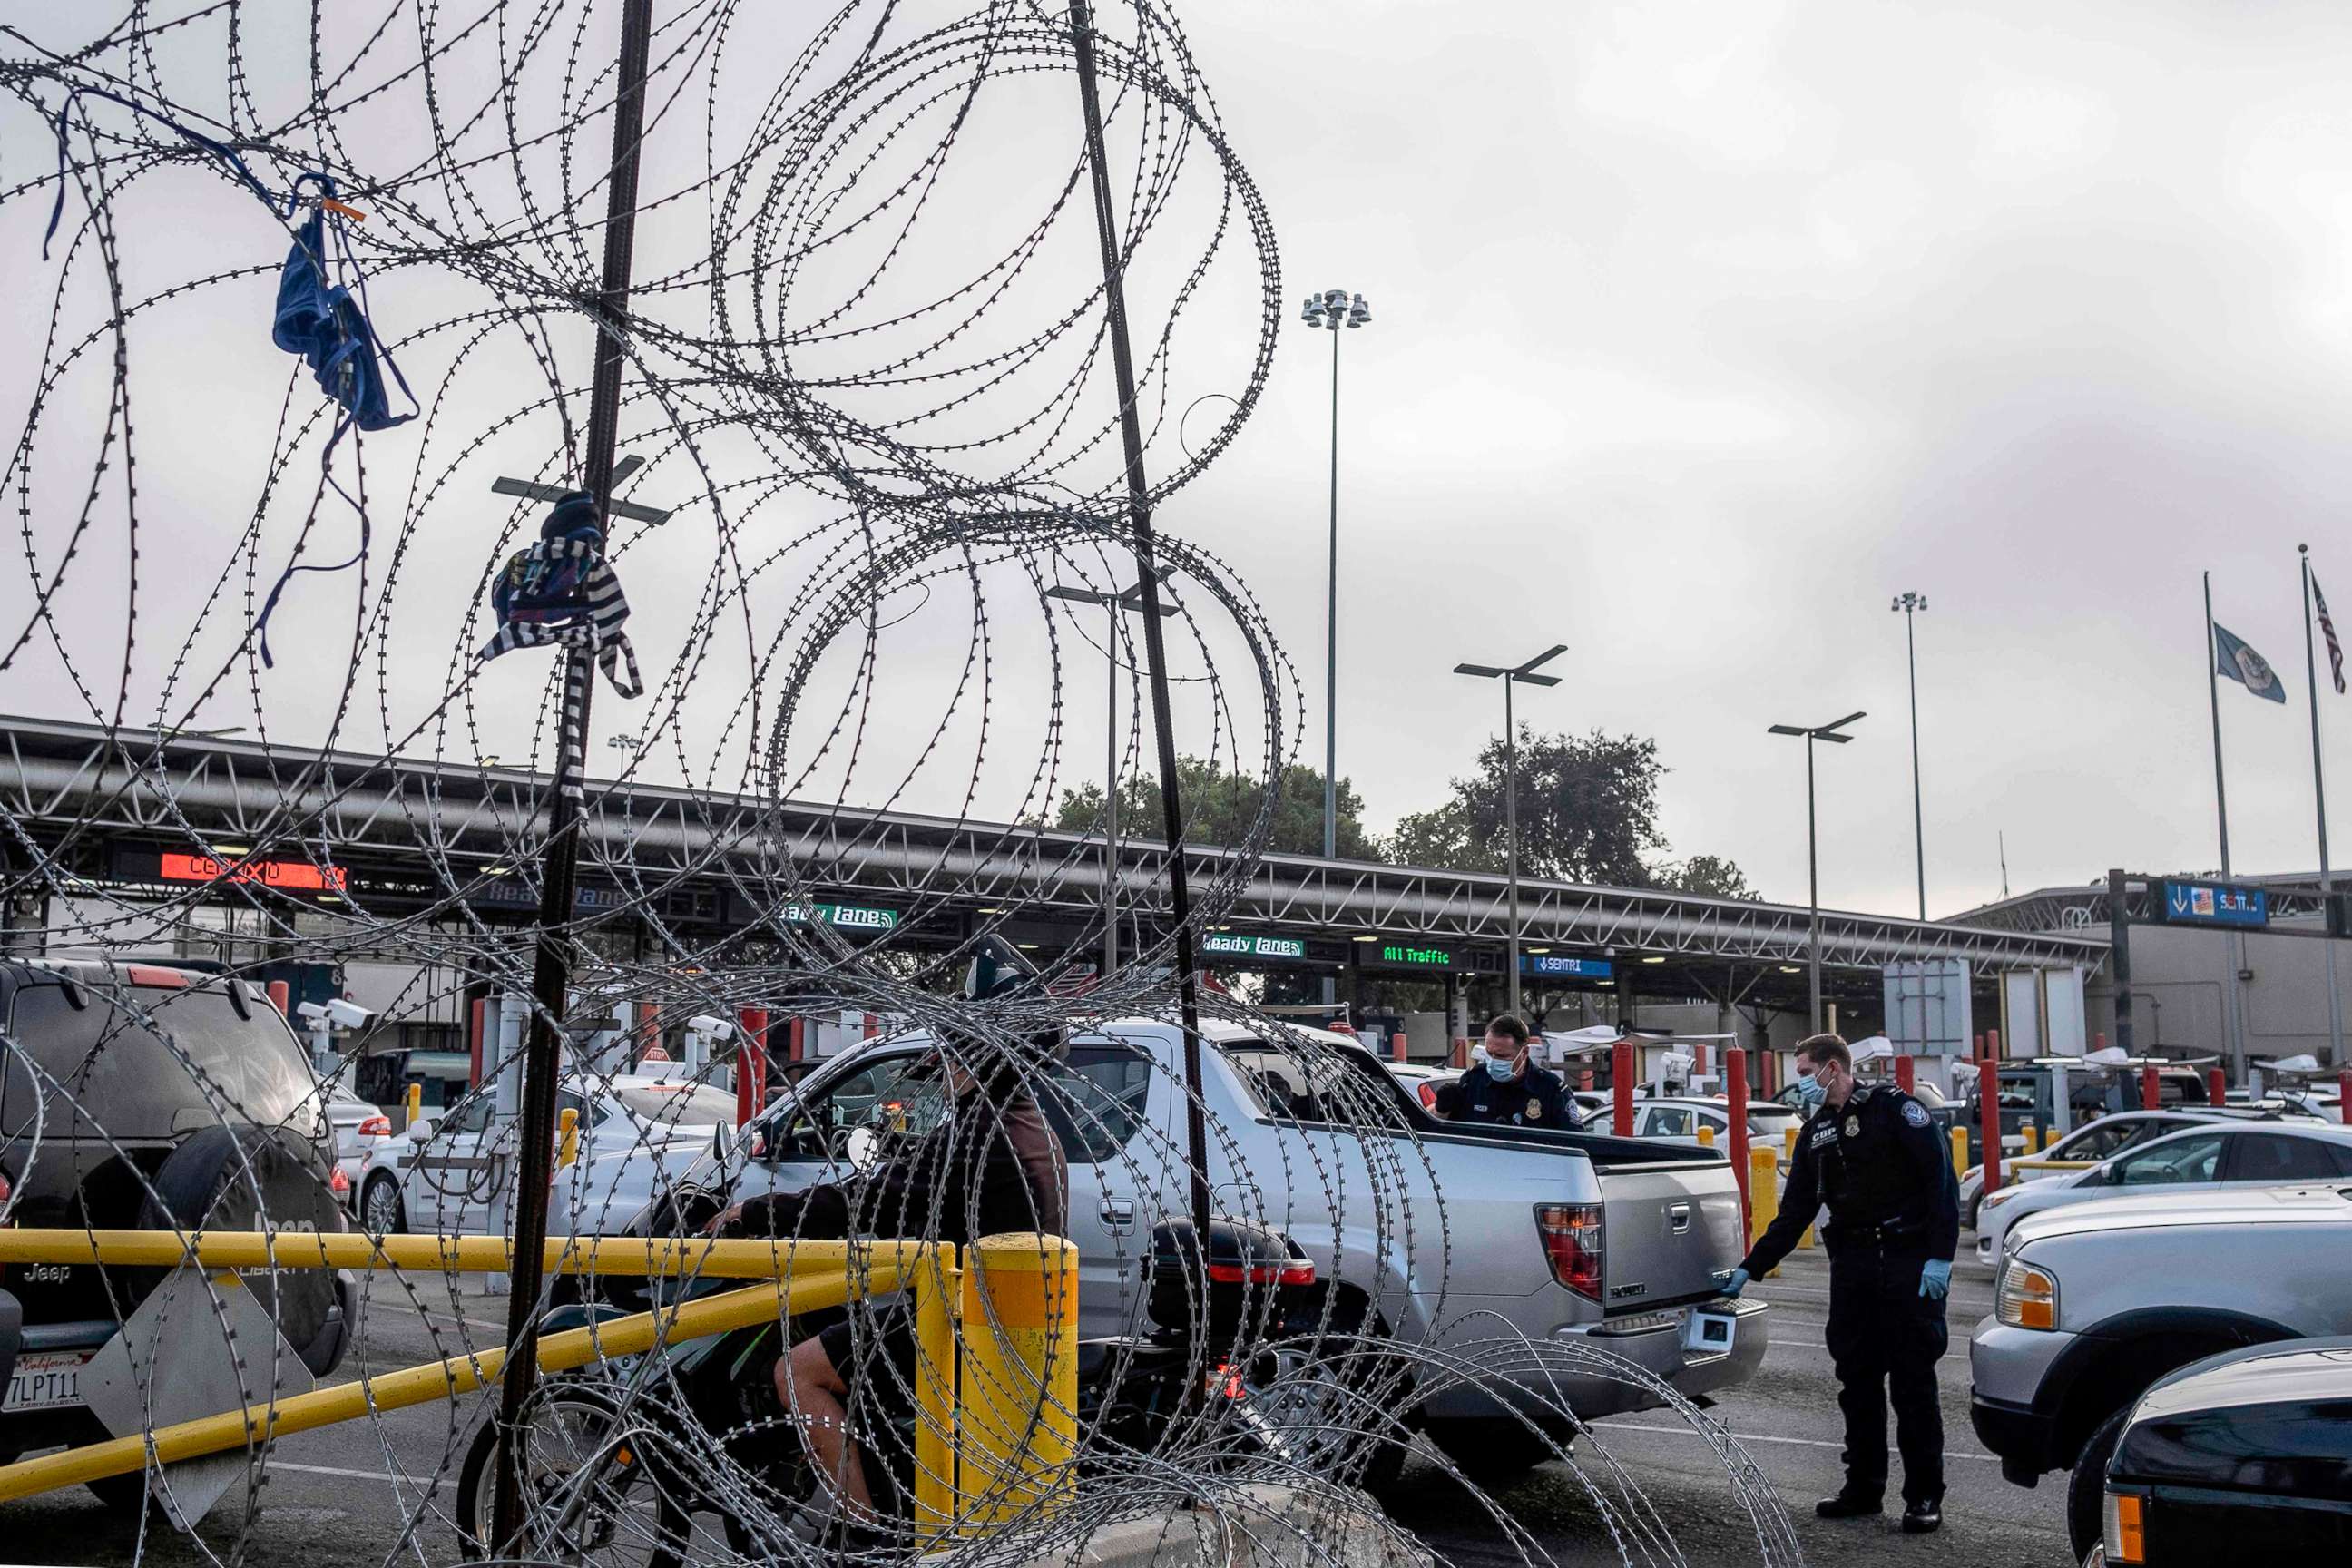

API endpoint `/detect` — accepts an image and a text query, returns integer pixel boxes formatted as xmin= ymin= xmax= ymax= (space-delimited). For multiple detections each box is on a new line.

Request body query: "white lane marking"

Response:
xmin=264 ymin=1462 xmax=414 ymax=1485
xmin=1594 ymin=1420 xmax=1997 ymax=1464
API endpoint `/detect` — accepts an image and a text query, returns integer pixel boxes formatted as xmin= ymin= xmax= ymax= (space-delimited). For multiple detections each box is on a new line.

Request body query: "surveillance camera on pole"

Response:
xmin=294 ymin=998 xmax=374 ymax=1076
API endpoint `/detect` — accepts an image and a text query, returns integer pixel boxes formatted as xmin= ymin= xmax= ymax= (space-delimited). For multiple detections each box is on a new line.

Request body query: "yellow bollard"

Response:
xmin=957 ymin=1233 xmax=1077 ymax=1530
xmin=404 ymin=1082 xmax=422 ymax=1130
xmin=1748 ymin=1145 xmax=1779 ymax=1261
xmin=557 ymin=1106 xmax=580 ymax=1168
xmin=1951 ymin=1125 xmax=1969 ymax=1179
xmin=1697 ymin=1123 xmax=1715 ymax=1149
xmin=913 ymin=1244 xmax=963 ymax=1541
xmin=2022 ymin=1121 xmax=2041 ymax=1155
xmin=1783 ymin=1124 xmax=1799 ymax=1161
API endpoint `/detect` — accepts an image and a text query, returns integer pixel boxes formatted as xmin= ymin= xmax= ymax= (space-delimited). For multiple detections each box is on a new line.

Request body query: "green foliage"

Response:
xmin=1053 ymin=757 xmax=1382 ymax=859
xmin=1387 ymin=725 xmax=1668 ymax=888
xmin=1651 ymin=853 xmax=1759 ymax=900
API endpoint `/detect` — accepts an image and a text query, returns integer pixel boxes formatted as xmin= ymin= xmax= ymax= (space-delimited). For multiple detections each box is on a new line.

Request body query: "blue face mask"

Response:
xmin=1795 ymin=1073 xmax=1826 ymax=1112
xmin=1484 ymin=1051 xmax=1521 ymax=1082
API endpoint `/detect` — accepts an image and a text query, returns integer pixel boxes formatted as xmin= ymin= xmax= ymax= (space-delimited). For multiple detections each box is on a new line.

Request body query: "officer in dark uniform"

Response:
xmin=1716 ymin=1033 xmax=1958 ymax=1534
xmin=1431 ymin=1014 xmax=1573 ymax=1128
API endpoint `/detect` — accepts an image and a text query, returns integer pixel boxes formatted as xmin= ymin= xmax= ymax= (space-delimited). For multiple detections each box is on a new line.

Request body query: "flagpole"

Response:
xmin=2301 ymin=544 xmax=2345 ymax=1073
xmin=2205 ymin=570 xmax=2244 ymax=1075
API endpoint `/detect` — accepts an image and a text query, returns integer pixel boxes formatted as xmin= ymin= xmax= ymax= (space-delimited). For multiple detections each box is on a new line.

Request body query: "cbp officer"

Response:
xmin=1432 ymin=1014 xmax=1573 ymax=1127
xmin=1715 ymin=1033 xmax=1958 ymax=1534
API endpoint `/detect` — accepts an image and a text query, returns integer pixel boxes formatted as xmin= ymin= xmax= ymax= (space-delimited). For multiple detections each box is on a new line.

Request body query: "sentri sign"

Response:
xmin=1201 ymin=932 xmax=1308 ymax=961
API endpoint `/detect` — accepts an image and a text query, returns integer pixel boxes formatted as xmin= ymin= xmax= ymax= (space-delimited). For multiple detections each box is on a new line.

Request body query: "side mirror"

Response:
xmin=407 ymin=1119 xmax=433 ymax=1142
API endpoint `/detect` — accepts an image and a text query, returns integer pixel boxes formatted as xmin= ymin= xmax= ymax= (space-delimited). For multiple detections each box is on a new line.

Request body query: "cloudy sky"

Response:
xmin=12 ymin=0 xmax=2352 ymax=924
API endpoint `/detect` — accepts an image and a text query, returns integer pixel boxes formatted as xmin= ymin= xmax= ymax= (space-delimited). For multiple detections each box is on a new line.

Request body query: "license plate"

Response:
xmin=5 ymin=1350 xmax=94 ymax=1412
xmin=1683 ymin=1308 xmax=1738 ymax=1355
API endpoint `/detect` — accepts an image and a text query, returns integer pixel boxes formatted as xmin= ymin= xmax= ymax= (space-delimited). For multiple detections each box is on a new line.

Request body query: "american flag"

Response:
xmin=2318 ymin=573 xmax=2347 ymax=695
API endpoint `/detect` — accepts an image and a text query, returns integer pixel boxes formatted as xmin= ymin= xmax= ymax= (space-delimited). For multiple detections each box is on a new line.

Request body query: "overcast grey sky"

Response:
xmin=12 ymin=1 xmax=2352 ymax=924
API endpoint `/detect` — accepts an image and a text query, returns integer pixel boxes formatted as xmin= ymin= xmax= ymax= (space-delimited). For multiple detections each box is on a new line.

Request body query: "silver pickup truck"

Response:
xmin=719 ymin=1014 xmax=1768 ymax=1482
xmin=1970 ymin=1181 xmax=2352 ymax=1558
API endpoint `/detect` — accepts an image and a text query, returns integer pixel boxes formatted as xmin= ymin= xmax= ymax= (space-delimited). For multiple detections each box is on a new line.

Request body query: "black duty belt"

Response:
xmin=1829 ymin=1220 xmax=1920 ymax=1249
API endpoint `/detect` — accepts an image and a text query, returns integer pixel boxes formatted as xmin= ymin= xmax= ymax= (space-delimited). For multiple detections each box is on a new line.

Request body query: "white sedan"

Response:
xmin=1976 ymin=1121 xmax=2352 ymax=1264
xmin=356 ymin=1074 xmax=735 ymax=1239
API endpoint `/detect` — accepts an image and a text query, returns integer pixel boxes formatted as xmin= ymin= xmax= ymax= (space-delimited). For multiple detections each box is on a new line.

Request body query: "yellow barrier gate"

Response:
xmin=0 ymin=1226 xmax=1074 ymax=1541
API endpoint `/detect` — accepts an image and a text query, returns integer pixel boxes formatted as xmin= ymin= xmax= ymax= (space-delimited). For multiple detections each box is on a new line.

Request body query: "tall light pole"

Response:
xmin=1455 ymin=644 xmax=1568 ymax=1017
xmin=1046 ymin=573 xmax=1173 ymax=977
xmin=1304 ymin=287 xmax=1370 ymax=1005
xmin=1892 ymin=591 xmax=1931 ymax=1057
xmin=1768 ymin=710 xmax=1866 ymax=1032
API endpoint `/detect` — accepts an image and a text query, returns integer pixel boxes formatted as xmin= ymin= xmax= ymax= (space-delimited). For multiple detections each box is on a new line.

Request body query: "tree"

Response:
xmin=1387 ymin=725 xmax=1667 ymax=887
xmin=1651 ymin=853 xmax=1759 ymax=900
xmin=1051 ymin=756 xmax=1382 ymax=859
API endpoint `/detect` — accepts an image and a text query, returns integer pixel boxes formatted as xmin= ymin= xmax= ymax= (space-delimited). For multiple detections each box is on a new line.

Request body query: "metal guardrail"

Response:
xmin=0 ymin=1227 xmax=1075 ymax=1542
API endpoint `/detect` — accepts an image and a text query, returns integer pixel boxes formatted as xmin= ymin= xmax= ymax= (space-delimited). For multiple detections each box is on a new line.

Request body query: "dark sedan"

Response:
xmin=2092 ymin=1335 xmax=2352 ymax=1565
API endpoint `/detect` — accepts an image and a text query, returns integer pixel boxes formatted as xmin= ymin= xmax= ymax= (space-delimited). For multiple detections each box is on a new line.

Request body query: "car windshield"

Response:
xmin=1748 ymin=1104 xmax=1800 ymax=1134
xmin=5 ymin=981 xmax=319 ymax=1140
xmin=612 ymin=1082 xmax=737 ymax=1129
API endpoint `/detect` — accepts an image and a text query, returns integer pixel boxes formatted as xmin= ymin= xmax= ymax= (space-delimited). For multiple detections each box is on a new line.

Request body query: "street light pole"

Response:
xmin=1455 ymin=644 xmax=1568 ymax=1018
xmin=1046 ymin=573 xmax=1173 ymax=978
xmin=1303 ymin=288 xmax=1370 ymax=1006
xmin=1769 ymin=710 xmax=1866 ymax=1033
xmin=1893 ymin=590 xmax=1931 ymax=1055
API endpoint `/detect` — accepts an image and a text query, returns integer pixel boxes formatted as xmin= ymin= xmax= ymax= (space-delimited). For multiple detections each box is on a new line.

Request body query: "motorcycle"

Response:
xmin=456 ymin=1213 xmax=1318 ymax=1566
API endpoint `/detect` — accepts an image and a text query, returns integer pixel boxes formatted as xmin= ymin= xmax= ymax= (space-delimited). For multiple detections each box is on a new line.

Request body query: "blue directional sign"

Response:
xmin=1522 ymin=955 xmax=1613 ymax=979
xmin=2159 ymin=878 xmax=2269 ymax=929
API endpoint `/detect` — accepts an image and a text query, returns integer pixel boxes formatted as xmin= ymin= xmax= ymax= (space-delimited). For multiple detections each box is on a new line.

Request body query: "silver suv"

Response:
xmin=1969 ymin=1181 xmax=2352 ymax=1558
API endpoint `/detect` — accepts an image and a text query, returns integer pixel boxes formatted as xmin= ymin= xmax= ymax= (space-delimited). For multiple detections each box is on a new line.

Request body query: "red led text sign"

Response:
xmin=160 ymin=853 xmax=348 ymax=893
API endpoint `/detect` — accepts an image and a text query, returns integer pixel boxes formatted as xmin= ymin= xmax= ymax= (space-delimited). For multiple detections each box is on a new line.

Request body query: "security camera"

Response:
xmin=686 ymin=1014 xmax=736 ymax=1042
xmin=296 ymin=1002 xmax=330 ymax=1026
xmin=326 ymin=998 xmax=372 ymax=1029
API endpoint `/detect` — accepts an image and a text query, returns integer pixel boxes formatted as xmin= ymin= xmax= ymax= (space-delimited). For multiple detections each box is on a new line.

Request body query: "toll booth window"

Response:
xmin=1218 ymin=1039 xmax=1413 ymax=1132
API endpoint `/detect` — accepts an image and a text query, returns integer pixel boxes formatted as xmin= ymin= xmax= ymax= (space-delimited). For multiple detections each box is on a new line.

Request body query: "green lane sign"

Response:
xmin=1201 ymin=932 xmax=1308 ymax=960
xmin=781 ymin=902 xmax=900 ymax=931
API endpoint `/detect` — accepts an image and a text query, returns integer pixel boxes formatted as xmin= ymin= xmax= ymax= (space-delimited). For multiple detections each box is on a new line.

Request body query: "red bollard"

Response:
xmin=789 ymin=1015 xmax=807 ymax=1063
xmin=267 ymin=980 xmax=289 ymax=1016
xmin=734 ymin=1006 xmax=769 ymax=1128
xmin=2141 ymin=1064 xmax=2161 ymax=1112
xmin=2340 ymin=1070 xmax=2352 ymax=1126
xmin=1895 ymin=1054 xmax=1916 ymax=1093
xmin=1390 ymin=1030 xmax=1406 ymax=1063
xmin=2207 ymin=1068 xmax=2227 ymax=1108
xmin=1978 ymin=1056 xmax=2003 ymax=1193
xmin=1612 ymin=1039 xmax=1636 ymax=1137
xmin=1726 ymin=1047 xmax=1751 ymax=1234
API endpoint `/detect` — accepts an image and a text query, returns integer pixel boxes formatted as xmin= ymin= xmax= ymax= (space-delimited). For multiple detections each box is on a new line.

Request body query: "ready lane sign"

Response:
xmin=1523 ymin=955 xmax=1612 ymax=979
xmin=781 ymin=902 xmax=900 ymax=931
xmin=2159 ymin=879 xmax=2269 ymax=929
xmin=1201 ymin=932 xmax=1307 ymax=960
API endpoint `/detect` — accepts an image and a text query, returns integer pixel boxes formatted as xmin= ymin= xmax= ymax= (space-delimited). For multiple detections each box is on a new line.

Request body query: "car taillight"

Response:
xmin=329 ymin=1165 xmax=350 ymax=1196
xmin=356 ymin=1115 xmax=392 ymax=1139
xmin=1535 ymin=1202 xmax=1604 ymax=1299
xmin=0 ymin=1171 xmax=13 ymax=1221
xmin=1205 ymin=1361 xmax=1244 ymax=1399
xmin=1416 ymin=1083 xmax=1439 ymax=1110
xmin=1205 ymin=1259 xmax=1318 ymax=1287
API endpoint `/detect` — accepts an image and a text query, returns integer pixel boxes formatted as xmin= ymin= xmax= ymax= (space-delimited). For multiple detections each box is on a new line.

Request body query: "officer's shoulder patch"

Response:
xmin=1810 ymin=1124 xmax=1838 ymax=1148
xmin=1902 ymin=1099 xmax=1930 ymax=1128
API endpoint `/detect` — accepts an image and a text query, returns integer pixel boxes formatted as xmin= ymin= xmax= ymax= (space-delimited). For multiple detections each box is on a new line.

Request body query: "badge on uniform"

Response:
xmin=1844 ymin=1115 xmax=1861 ymax=1137
xmin=1526 ymin=1098 xmax=1544 ymax=1121
xmin=1902 ymin=1100 xmax=1930 ymax=1128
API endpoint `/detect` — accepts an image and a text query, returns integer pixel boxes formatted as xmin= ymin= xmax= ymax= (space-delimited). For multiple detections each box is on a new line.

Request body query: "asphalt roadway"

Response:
xmin=0 ymin=1250 xmax=2069 ymax=1568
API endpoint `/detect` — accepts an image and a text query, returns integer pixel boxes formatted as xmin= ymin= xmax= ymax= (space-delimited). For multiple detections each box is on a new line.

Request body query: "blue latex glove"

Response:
xmin=1920 ymin=1259 xmax=1952 ymax=1299
xmin=1714 ymin=1267 xmax=1750 ymax=1298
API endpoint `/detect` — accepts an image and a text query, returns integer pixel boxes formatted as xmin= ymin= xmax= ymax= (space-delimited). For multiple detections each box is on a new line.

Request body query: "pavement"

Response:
xmin=0 ymin=1250 xmax=2069 ymax=1568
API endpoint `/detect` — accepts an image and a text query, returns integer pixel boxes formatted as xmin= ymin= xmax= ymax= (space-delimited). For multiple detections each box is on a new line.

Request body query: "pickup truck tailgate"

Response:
xmin=1597 ymin=1161 xmax=1745 ymax=1310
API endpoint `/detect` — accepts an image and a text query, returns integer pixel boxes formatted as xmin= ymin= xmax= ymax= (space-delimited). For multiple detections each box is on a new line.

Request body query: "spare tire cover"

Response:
xmin=137 ymin=1124 xmax=346 ymax=1373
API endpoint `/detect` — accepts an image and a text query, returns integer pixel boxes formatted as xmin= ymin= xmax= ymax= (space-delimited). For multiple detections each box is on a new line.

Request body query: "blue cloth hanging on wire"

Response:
xmin=42 ymin=86 xmax=417 ymax=666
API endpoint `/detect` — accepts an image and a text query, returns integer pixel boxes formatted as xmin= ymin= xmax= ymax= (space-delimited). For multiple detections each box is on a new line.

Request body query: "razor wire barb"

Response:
xmin=0 ymin=3 xmax=1798 ymax=1565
